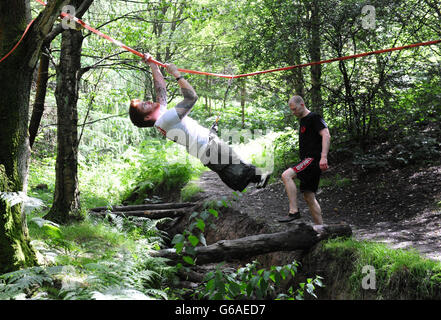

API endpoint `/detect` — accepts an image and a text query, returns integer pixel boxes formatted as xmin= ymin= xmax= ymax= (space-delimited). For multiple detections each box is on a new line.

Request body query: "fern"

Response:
xmin=0 ymin=266 xmax=63 ymax=300
xmin=55 ymin=239 xmax=173 ymax=300
xmin=144 ymin=288 xmax=169 ymax=300
xmin=3 ymin=210 xmax=174 ymax=300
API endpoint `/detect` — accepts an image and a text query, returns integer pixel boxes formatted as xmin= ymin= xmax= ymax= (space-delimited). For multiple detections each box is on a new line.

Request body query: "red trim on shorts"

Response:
xmin=292 ymin=158 xmax=313 ymax=173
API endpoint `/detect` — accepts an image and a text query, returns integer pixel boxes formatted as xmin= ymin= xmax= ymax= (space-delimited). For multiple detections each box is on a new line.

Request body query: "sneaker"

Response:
xmin=256 ymin=173 xmax=271 ymax=189
xmin=313 ymin=224 xmax=326 ymax=238
xmin=312 ymin=224 xmax=325 ymax=234
xmin=277 ymin=212 xmax=301 ymax=222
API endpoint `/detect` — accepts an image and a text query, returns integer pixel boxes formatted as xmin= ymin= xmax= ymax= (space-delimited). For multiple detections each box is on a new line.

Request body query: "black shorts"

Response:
xmin=291 ymin=157 xmax=321 ymax=193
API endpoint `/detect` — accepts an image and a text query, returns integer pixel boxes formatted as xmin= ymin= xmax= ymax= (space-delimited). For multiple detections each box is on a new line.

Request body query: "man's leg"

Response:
xmin=281 ymin=168 xmax=299 ymax=214
xmin=204 ymin=137 xmax=265 ymax=191
xmin=303 ymin=191 xmax=323 ymax=225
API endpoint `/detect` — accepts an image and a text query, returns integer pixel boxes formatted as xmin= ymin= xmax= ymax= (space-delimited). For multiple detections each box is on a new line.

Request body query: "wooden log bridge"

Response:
xmin=151 ymin=222 xmax=352 ymax=265
xmin=89 ymin=202 xmax=196 ymax=219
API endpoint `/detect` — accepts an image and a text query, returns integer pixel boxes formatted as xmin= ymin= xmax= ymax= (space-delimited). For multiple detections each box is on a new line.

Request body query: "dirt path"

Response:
xmin=195 ymin=163 xmax=441 ymax=261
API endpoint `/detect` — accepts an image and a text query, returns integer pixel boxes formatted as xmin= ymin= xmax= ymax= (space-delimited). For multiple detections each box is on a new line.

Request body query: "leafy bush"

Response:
xmin=199 ymin=260 xmax=323 ymax=300
xmin=180 ymin=180 xmax=204 ymax=202
xmin=171 ymin=207 xmax=219 ymax=267
xmin=123 ymin=140 xmax=205 ymax=204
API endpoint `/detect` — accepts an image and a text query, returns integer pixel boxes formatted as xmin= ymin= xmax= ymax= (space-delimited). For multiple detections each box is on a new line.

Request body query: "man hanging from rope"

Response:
xmin=129 ymin=53 xmax=270 ymax=192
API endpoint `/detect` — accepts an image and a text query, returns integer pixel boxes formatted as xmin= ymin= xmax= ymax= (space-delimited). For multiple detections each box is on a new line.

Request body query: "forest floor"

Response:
xmin=193 ymin=157 xmax=441 ymax=261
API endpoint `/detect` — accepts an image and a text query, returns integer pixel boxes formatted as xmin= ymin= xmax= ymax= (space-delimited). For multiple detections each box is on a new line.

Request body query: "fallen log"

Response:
xmin=90 ymin=202 xmax=196 ymax=213
xmin=151 ymin=222 xmax=352 ymax=265
xmin=90 ymin=208 xmax=190 ymax=219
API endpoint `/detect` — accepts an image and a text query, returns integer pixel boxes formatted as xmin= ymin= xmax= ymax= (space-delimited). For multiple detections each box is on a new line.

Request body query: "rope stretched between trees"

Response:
xmin=0 ymin=19 xmax=36 ymax=64
xmin=1 ymin=0 xmax=440 ymax=79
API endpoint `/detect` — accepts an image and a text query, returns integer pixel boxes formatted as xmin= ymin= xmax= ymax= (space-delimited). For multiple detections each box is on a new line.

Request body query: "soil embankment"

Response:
xmin=169 ymin=163 xmax=441 ymax=299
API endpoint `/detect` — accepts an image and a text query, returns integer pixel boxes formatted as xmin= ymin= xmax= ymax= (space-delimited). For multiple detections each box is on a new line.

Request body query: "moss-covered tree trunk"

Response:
xmin=0 ymin=166 xmax=38 ymax=273
xmin=0 ymin=0 xmax=69 ymax=273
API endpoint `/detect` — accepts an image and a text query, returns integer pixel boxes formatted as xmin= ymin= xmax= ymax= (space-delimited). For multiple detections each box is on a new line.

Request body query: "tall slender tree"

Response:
xmin=44 ymin=0 xmax=93 ymax=224
xmin=307 ymin=0 xmax=323 ymax=114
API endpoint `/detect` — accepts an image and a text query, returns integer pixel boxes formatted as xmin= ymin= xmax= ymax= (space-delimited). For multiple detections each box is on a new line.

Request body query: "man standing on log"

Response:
xmin=128 ymin=54 xmax=270 ymax=192
xmin=279 ymin=96 xmax=331 ymax=228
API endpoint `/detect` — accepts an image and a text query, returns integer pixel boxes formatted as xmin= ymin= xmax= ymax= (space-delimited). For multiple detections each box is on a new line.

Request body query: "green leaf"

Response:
xmin=206 ymin=278 xmax=215 ymax=291
xmin=208 ymin=208 xmax=218 ymax=218
xmin=198 ymin=233 xmax=207 ymax=247
xmin=42 ymin=224 xmax=63 ymax=239
xmin=314 ymin=277 xmax=324 ymax=288
xmin=183 ymin=256 xmax=195 ymax=265
xmin=189 ymin=212 xmax=199 ymax=220
xmin=228 ymin=281 xmax=241 ymax=297
xmin=215 ymin=278 xmax=225 ymax=295
xmin=250 ymin=276 xmax=259 ymax=288
xmin=188 ymin=222 xmax=197 ymax=232
xmin=263 ymin=270 xmax=271 ymax=281
xmin=188 ymin=235 xmax=199 ymax=247
xmin=174 ymin=242 xmax=184 ymax=254
xmin=269 ymin=273 xmax=276 ymax=283
xmin=171 ymin=234 xmax=185 ymax=245
xmin=196 ymin=219 xmax=205 ymax=232
xmin=246 ymin=282 xmax=253 ymax=296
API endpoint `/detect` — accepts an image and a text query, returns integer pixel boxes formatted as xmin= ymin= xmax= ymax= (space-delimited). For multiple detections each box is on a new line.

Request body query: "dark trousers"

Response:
xmin=203 ymin=136 xmax=261 ymax=192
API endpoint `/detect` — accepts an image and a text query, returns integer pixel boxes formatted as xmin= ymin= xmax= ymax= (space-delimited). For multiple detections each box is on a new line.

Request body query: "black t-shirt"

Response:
xmin=298 ymin=112 xmax=328 ymax=159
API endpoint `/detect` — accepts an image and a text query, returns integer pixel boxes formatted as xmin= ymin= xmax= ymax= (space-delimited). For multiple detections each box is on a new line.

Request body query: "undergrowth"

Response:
xmin=0 ymin=213 xmax=176 ymax=300
xmin=323 ymin=238 xmax=441 ymax=299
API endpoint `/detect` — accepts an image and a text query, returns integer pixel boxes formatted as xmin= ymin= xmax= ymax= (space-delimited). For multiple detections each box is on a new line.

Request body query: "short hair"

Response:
xmin=129 ymin=99 xmax=155 ymax=127
xmin=289 ymin=95 xmax=305 ymax=107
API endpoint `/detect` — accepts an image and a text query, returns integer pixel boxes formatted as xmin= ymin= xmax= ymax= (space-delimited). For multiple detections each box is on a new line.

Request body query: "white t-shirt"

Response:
xmin=154 ymin=108 xmax=210 ymax=161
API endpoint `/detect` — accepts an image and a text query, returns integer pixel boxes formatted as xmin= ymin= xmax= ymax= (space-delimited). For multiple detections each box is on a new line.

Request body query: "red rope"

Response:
xmin=0 ymin=19 xmax=36 ymax=64
xmin=231 ymin=39 xmax=441 ymax=78
xmin=3 ymin=0 xmax=441 ymax=80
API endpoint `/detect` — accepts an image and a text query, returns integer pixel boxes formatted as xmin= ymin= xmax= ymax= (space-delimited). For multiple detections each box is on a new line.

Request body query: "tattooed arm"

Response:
xmin=143 ymin=54 xmax=167 ymax=110
xmin=165 ymin=63 xmax=198 ymax=120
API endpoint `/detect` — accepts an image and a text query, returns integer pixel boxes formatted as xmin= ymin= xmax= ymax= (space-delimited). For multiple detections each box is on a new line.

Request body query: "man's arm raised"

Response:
xmin=165 ymin=63 xmax=198 ymax=120
xmin=143 ymin=54 xmax=167 ymax=109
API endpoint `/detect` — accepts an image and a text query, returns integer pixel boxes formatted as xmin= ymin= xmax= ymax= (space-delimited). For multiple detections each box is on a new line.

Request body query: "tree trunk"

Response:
xmin=0 ymin=165 xmax=38 ymax=273
xmin=240 ymin=80 xmax=246 ymax=129
xmin=29 ymin=47 xmax=50 ymax=149
xmin=92 ymin=208 xmax=190 ymax=219
xmin=153 ymin=223 xmax=352 ymax=265
xmin=43 ymin=0 xmax=94 ymax=224
xmin=0 ymin=0 xmax=69 ymax=272
xmin=308 ymin=0 xmax=323 ymax=114
xmin=44 ymin=26 xmax=84 ymax=224
xmin=90 ymin=202 xmax=196 ymax=212
xmin=205 ymin=75 xmax=209 ymax=115
xmin=292 ymin=45 xmax=304 ymax=97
